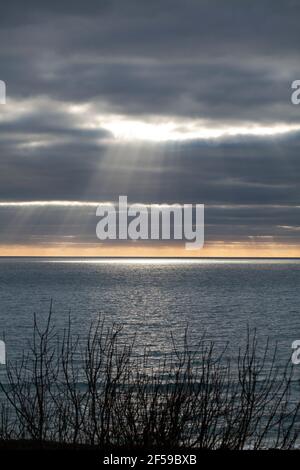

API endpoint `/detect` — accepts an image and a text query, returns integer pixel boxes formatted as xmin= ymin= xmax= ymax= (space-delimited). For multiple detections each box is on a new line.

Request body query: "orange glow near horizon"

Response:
xmin=0 ymin=242 xmax=300 ymax=258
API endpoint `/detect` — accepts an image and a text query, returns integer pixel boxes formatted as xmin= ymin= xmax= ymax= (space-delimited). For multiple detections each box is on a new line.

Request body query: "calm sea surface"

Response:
xmin=0 ymin=258 xmax=300 ymax=372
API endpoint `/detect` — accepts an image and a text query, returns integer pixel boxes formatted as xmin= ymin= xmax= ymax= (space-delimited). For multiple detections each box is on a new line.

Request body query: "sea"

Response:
xmin=0 ymin=257 xmax=299 ymax=372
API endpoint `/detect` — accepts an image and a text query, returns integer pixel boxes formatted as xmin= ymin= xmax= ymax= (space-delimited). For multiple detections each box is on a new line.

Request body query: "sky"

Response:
xmin=0 ymin=0 xmax=300 ymax=257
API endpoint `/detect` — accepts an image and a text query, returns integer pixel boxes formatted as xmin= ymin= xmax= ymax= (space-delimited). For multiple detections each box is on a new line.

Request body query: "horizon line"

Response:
xmin=0 ymin=256 xmax=300 ymax=260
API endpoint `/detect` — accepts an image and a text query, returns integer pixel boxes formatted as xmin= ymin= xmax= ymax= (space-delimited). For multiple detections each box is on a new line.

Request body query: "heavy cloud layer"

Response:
xmin=0 ymin=0 xmax=299 ymax=248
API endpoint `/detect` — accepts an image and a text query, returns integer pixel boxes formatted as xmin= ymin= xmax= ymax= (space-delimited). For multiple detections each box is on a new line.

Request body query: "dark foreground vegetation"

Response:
xmin=0 ymin=309 xmax=299 ymax=451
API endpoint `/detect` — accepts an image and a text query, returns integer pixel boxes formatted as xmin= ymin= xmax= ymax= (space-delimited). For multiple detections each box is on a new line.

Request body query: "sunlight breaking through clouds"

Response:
xmin=3 ymin=97 xmax=300 ymax=146
xmin=100 ymin=118 xmax=300 ymax=142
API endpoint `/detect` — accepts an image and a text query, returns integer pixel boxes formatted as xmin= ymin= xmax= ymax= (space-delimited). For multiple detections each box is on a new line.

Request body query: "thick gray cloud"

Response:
xmin=0 ymin=0 xmax=300 ymax=247
xmin=1 ymin=0 xmax=300 ymax=120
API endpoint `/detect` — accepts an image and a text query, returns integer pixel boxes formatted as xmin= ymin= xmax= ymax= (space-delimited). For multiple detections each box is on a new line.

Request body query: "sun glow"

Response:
xmin=101 ymin=117 xmax=300 ymax=142
xmin=3 ymin=98 xmax=300 ymax=144
xmin=0 ymin=242 xmax=300 ymax=258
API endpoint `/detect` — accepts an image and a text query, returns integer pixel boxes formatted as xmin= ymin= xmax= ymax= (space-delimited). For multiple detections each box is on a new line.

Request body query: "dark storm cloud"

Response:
xmin=9 ymin=61 xmax=293 ymax=122
xmin=0 ymin=0 xmax=300 ymax=120
xmin=0 ymin=203 xmax=299 ymax=246
xmin=0 ymin=0 xmax=300 ymax=246
xmin=0 ymin=101 xmax=300 ymax=205
xmin=0 ymin=110 xmax=110 ymax=139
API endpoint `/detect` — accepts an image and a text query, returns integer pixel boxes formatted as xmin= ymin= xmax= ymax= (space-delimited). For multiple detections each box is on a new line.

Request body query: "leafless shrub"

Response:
xmin=0 ymin=310 xmax=299 ymax=449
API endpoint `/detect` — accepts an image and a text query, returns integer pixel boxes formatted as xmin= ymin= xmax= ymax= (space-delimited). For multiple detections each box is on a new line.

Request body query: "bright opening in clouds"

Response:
xmin=101 ymin=118 xmax=300 ymax=142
